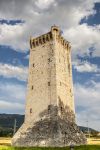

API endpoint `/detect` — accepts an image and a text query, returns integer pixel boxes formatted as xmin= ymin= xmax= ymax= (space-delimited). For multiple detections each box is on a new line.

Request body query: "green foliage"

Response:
xmin=0 ymin=114 xmax=24 ymax=128
xmin=0 ymin=114 xmax=99 ymax=137
xmin=0 ymin=114 xmax=24 ymax=137
xmin=91 ymin=131 xmax=99 ymax=137
xmin=0 ymin=127 xmax=13 ymax=137
xmin=0 ymin=145 xmax=100 ymax=150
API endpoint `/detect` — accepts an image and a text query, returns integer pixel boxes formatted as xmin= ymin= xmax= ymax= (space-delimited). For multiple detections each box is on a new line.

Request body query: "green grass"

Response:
xmin=0 ymin=145 xmax=100 ymax=150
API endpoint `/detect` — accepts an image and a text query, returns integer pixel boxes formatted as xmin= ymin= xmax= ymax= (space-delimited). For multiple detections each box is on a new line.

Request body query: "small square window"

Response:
xmin=48 ymin=105 xmax=51 ymax=113
xmin=30 ymin=108 xmax=32 ymax=114
xmin=61 ymin=106 xmax=63 ymax=112
xmin=48 ymin=82 xmax=50 ymax=86
xmin=68 ymin=64 xmax=70 ymax=70
xmin=33 ymin=63 xmax=35 ymax=67
xmin=32 ymin=85 xmax=34 ymax=90
xmin=48 ymin=58 xmax=51 ymax=63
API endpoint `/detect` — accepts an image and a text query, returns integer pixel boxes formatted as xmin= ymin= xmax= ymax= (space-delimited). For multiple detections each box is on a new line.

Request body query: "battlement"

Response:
xmin=30 ymin=32 xmax=52 ymax=49
xmin=12 ymin=25 xmax=87 ymax=147
xmin=30 ymin=26 xmax=71 ymax=50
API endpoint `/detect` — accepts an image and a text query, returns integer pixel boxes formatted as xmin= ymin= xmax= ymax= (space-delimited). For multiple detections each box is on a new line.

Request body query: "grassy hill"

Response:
xmin=0 ymin=114 xmax=24 ymax=137
xmin=0 ymin=145 xmax=100 ymax=150
xmin=0 ymin=114 xmax=98 ymax=137
xmin=79 ymin=126 xmax=98 ymax=133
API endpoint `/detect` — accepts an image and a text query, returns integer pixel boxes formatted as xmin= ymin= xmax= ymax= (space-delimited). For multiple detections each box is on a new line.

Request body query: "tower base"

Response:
xmin=12 ymin=105 xmax=87 ymax=147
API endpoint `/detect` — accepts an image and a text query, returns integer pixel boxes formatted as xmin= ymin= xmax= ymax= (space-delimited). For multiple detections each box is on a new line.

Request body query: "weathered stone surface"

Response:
xmin=12 ymin=26 xmax=87 ymax=147
xmin=12 ymin=104 xmax=87 ymax=147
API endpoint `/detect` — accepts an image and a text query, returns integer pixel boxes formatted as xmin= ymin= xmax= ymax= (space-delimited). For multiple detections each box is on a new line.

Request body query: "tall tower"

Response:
xmin=12 ymin=26 xmax=86 ymax=147
xmin=25 ymin=26 xmax=75 ymax=123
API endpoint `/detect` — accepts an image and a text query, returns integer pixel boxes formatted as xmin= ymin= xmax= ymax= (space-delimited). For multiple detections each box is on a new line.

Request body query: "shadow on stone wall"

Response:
xmin=39 ymin=97 xmax=75 ymax=122
xmin=12 ymin=99 xmax=87 ymax=147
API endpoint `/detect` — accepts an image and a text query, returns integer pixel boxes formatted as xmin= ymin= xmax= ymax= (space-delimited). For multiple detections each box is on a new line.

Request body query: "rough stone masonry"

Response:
xmin=12 ymin=26 xmax=87 ymax=147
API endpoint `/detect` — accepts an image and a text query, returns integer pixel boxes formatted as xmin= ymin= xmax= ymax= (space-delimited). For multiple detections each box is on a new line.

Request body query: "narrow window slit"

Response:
xmin=30 ymin=108 xmax=32 ymax=114
xmin=32 ymin=85 xmax=34 ymax=90
xmin=48 ymin=82 xmax=50 ymax=86
xmin=33 ymin=63 xmax=35 ymax=67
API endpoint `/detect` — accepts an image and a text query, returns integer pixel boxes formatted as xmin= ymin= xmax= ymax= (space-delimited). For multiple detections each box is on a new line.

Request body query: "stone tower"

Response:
xmin=12 ymin=26 xmax=86 ymax=147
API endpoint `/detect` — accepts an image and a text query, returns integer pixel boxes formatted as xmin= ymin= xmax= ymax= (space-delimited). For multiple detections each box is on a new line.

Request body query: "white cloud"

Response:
xmin=0 ymin=63 xmax=28 ymax=81
xmin=0 ymin=0 xmax=99 ymax=55
xmin=24 ymin=54 xmax=29 ymax=59
xmin=0 ymin=23 xmax=29 ymax=51
xmin=0 ymin=81 xmax=26 ymax=113
xmin=73 ymin=61 xmax=100 ymax=73
xmin=64 ymin=24 xmax=100 ymax=58
xmin=35 ymin=0 xmax=55 ymax=9
xmin=0 ymin=82 xmax=26 ymax=103
xmin=0 ymin=100 xmax=24 ymax=114
xmin=74 ymin=81 xmax=100 ymax=131
xmin=0 ymin=0 xmax=100 ymax=131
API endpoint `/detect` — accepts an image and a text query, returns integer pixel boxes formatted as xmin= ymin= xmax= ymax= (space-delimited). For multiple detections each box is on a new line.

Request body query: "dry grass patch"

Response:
xmin=0 ymin=137 xmax=11 ymax=146
xmin=87 ymin=138 xmax=100 ymax=145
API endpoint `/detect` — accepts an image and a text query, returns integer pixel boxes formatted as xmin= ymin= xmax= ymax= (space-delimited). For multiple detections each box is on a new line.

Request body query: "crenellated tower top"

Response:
xmin=30 ymin=25 xmax=71 ymax=50
xmin=51 ymin=25 xmax=60 ymax=36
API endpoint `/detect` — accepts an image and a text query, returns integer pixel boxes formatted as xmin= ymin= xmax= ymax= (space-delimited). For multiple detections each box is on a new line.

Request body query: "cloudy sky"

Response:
xmin=0 ymin=0 xmax=100 ymax=131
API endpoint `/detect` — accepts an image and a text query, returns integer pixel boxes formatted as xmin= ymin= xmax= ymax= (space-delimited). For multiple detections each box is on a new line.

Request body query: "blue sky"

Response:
xmin=0 ymin=0 xmax=100 ymax=131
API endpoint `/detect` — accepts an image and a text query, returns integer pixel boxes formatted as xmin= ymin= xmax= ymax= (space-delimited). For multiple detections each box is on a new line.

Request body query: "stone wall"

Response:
xmin=12 ymin=26 xmax=87 ymax=147
xmin=25 ymin=35 xmax=57 ymax=123
xmin=12 ymin=103 xmax=86 ymax=147
xmin=25 ymin=26 xmax=75 ymax=124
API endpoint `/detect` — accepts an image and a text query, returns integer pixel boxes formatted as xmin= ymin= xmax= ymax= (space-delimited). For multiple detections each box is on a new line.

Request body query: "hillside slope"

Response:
xmin=0 ymin=114 xmax=98 ymax=137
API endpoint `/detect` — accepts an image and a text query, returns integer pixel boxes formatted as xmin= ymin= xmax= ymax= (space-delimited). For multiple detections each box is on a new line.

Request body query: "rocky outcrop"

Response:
xmin=12 ymin=104 xmax=87 ymax=147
